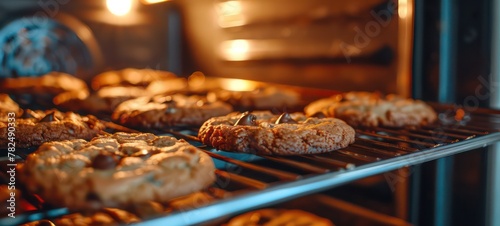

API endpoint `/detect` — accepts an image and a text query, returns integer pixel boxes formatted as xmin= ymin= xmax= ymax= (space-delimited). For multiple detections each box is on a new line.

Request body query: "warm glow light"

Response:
xmin=398 ymin=0 xmax=408 ymax=19
xmin=106 ymin=0 xmax=133 ymax=16
xmin=221 ymin=79 xmax=257 ymax=91
xmin=217 ymin=1 xmax=245 ymax=27
xmin=141 ymin=0 xmax=168 ymax=4
xmin=221 ymin=40 xmax=250 ymax=61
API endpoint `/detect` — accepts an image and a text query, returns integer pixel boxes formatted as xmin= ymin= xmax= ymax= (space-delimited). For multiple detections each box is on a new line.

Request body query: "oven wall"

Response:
xmin=412 ymin=0 xmax=493 ymax=225
xmin=0 ymin=1 xmax=496 ymax=225
xmin=0 ymin=0 xmax=406 ymax=95
xmin=180 ymin=0 xmax=403 ymax=94
xmin=0 ymin=0 xmax=181 ymax=80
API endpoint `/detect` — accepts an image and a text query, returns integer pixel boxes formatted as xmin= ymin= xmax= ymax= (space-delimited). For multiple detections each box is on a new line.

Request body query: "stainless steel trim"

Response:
xmin=487 ymin=0 xmax=500 ymax=224
xmin=487 ymin=143 xmax=500 ymax=226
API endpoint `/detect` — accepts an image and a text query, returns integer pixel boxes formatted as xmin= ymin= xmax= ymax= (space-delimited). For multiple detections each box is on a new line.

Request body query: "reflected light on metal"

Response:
xmin=221 ymin=39 xmax=250 ymax=61
xmin=217 ymin=1 xmax=245 ymax=27
xmin=220 ymin=78 xmax=258 ymax=91
xmin=106 ymin=0 xmax=133 ymax=16
xmin=398 ymin=0 xmax=408 ymax=19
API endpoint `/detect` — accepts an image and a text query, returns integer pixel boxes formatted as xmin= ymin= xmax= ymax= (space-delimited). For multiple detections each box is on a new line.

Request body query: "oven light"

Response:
xmin=398 ymin=0 xmax=408 ymax=19
xmin=106 ymin=0 xmax=133 ymax=16
xmin=221 ymin=39 xmax=250 ymax=61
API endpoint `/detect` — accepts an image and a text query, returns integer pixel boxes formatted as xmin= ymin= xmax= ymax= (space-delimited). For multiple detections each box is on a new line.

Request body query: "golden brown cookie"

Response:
xmin=91 ymin=68 xmax=177 ymax=90
xmin=54 ymin=86 xmax=150 ymax=114
xmin=21 ymin=208 xmax=140 ymax=226
xmin=225 ymin=209 xmax=334 ymax=226
xmin=0 ymin=72 xmax=89 ymax=95
xmin=304 ymin=92 xmax=437 ymax=127
xmin=112 ymin=94 xmax=233 ymax=129
xmin=198 ymin=111 xmax=355 ymax=155
xmin=208 ymin=86 xmax=301 ymax=111
xmin=0 ymin=109 xmax=105 ymax=148
xmin=18 ymin=132 xmax=216 ymax=210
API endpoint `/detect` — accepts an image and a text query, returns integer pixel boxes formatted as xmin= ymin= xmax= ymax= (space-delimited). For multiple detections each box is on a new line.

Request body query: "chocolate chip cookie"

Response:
xmin=112 ymin=94 xmax=233 ymax=129
xmin=304 ymin=92 xmax=437 ymax=127
xmin=0 ymin=110 xmax=105 ymax=148
xmin=198 ymin=111 xmax=355 ymax=155
xmin=54 ymin=86 xmax=150 ymax=114
xmin=18 ymin=132 xmax=216 ymax=210
xmin=225 ymin=209 xmax=334 ymax=226
xmin=208 ymin=86 xmax=301 ymax=111
xmin=21 ymin=208 xmax=141 ymax=226
xmin=91 ymin=68 xmax=177 ymax=90
xmin=0 ymin=71 xmax=89 ymax=95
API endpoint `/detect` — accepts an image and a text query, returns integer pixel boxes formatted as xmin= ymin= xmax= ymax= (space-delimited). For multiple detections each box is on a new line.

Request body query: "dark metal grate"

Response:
xmin=2 ymin=104 xmax=500 ymax=225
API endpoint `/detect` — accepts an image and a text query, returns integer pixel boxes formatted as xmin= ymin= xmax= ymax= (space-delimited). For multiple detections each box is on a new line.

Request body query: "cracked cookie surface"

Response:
xmin=18 ymin=132 xmax=216 ymax=210
xmin=305 ymin=92 xmax=437 ymax=127
xmin=0 ymin=109 xmax=105 ymax=148
xmin=112 ymin=94 xmax=233 ymax=129
xmin=198 ymin=111 xmax=355 ymax=155
xmin=226 ymin=209 xmax=334 ymax=226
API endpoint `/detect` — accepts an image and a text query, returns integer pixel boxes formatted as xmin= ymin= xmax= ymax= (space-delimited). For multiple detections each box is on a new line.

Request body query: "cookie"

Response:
xmin=225 ymin=209 xmax=334 ymax=226
xmin=112 ymin=94 xmax=233 ymax=129
xmin=0 ymin=109 xmax=105 ymax=148
xmin=304 ymin=92 xmax=437 ymax=127
xmin=0 ymin=185 xmax=25 ymax=216
xmin=21 ymin=208 xmax=140 ymax=226
xmin=0 ymin=71 xmax=89 ymax=95
xmin=54 ymin=86 xmax=150 ymax=114
xmin=0 ymin=94 xmax=21 ymax=114
xmin=198 ymin=111 xmax=355 ymax=155
xmin=18 ymin=132 xmax=216 ymax=210
xmin=145 ymin=77 xmax=189 ymax=95
xmin=91 ymin=68 xmax=177 ymax=90
xmin=208 ymin=86 xmax=301 ymax=111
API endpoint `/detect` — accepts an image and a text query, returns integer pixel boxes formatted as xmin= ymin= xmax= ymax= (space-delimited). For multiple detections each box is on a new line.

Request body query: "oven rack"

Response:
xmin=1 ymin=104 xmax=500 ymax=225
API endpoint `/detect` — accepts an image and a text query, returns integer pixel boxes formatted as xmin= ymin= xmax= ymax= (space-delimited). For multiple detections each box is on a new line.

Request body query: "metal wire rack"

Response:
xmin=1 ymin=103 xmax=500 ymax=225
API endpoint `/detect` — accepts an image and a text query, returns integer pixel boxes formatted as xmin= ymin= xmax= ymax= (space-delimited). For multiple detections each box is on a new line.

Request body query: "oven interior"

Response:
xmin=0 ymin=0 xmax=498 ymax=225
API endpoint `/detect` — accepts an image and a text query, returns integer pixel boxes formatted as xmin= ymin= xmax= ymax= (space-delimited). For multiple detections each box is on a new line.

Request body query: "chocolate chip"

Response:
xmin=21 ymin=109 xmax=36 ymax=119
xmin=256 ymin=215 xmax=272 ymax=224
xmin=92 ymin=153 xmax=118 ymax=170
xmin=249 ymin=213 xmax=272 ymax=224
xmin=150 ymin=150 xmax=162 ymax=155
xmin=86 ymin=192 xmax=101 ymax=201
xmin=275 ymin=112 xmax=297 ymax=124
xmin=337 ymin=94 xmax=347 ymax=102
xmin=234 ymin=112 xmax=257 ymax=126
xmin=157 ymin=95 xmax=174 ymax=104
xmin=39 ymin=111 xmax=56 ymax=122
xmin=311 ymin=112 xmax=326 ymax=119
